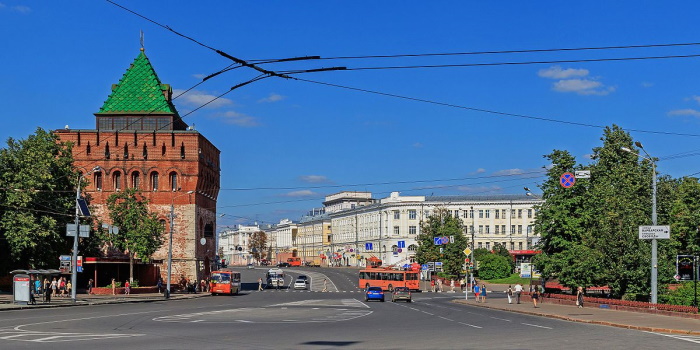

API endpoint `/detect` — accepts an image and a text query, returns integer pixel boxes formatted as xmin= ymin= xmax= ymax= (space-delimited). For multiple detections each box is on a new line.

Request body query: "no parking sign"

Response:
xmin=560 ymin=172 xmax=575 ymax=188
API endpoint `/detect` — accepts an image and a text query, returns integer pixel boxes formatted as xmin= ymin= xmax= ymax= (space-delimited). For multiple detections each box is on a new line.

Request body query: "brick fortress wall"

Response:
xmin=55 ymin=129 xmax=220 ymax=285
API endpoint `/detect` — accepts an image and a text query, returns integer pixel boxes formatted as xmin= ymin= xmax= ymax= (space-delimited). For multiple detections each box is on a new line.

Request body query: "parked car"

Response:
xmin=260 ymin=260 xmax=270 ymax=266
xmin=391 ymin=287 xmax=412 ymax=302
xmin=293 ymin=278 xmax=307 ymax=290
xmin=277 ymin=262 xmax=291 ymax=267
xmin=246 ymin=263 xmax=254 ymax=269
xmin=365 ymin=286 xmax=385 ymax=302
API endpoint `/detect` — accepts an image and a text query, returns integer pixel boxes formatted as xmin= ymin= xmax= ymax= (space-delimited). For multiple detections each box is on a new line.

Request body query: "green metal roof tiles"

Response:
xmin=97 ymin=51 xmax=178 ymax=115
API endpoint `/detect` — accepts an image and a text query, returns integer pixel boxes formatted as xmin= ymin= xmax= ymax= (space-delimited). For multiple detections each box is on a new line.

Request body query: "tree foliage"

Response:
xmin=477 ymin=254 xmax=512 ymax=280
xmin=105 ymin=188 xmax=164 ymax=282
xmin=533 ymin=125 xmax=692 ymax=300
xmin=249 ymin=231 xmax=268 ymax=262
xmin=0 ymin=128 xmax=79 ymax=270
xmin=415 ymin=208 xmax=468 ymax=276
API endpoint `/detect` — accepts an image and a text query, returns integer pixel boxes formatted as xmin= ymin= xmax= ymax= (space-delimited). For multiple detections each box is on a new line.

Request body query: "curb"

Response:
xmin=0 ymin=293 xmax=209 ymax=312
xmin=452 ymin=299 xmax=700 ymax=336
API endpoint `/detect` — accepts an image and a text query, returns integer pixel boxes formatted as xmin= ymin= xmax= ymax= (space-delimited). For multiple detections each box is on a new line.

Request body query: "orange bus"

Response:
xmin=209 ymin=268 xmax=241 ymax=295
xmin=359 ymin=269 xmax=420 ymax=292
xmin=287 ymin=257 xmax=302 ymax=267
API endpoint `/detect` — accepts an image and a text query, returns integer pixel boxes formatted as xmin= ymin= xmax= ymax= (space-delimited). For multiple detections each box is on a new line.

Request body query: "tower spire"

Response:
xmin=140 ymin=30 xmax=144 ymax=52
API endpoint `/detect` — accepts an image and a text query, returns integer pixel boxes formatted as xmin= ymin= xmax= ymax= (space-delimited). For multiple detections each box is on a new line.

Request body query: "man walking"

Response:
xmin=258 ymin=277 xmax=264 ymax=291
xmin=322 ymin=278 xmax=328 ymax=292
xmin=514 ymin=283 xmax=523 ymax=304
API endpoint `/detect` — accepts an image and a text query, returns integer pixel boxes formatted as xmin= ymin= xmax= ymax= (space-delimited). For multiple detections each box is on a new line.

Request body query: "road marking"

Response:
xmin=421 ymin=311 xmax=434 ymax=316
xmin=490 ymin=317 xmax=511 ymax=322
xmin=646 ymin=332 xmax=700 ymax=344
xmin=438 ymin=316 xmax=454 ymax=322
xmin=521 ymin=323 xmax=552 ymax=329
xmin=13 ymin=310 xmax=166 ymax=330
xmin=458 ymin=322 xmax=482 ymax=329
xmin=0 ymin=330 xmax=142 ymax=343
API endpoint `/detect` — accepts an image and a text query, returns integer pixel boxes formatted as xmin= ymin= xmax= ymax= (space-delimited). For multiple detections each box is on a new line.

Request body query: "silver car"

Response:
xmin=293 ymin=278 xmax=307 ymax=290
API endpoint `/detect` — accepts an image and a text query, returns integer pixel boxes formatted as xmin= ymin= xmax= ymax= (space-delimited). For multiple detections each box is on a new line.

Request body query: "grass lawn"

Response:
xmin=482 ymin=273 xmax=532 ymax=285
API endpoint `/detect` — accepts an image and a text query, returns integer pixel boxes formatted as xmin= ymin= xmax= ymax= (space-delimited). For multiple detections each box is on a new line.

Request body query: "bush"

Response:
xmin=659 ymin=282 xmax=700 ymax=306
xmin=476 ymin=254 xmax=512 ymax=280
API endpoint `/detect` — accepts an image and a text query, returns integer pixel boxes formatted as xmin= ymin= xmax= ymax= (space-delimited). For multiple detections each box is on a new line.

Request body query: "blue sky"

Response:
xmin=3 ymin=1 xmax=700 ymax=228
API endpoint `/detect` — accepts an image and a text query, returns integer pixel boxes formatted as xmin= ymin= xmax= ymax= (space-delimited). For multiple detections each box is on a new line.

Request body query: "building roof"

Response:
xmin=425 ymin=194 xmax=540 ymax=202
xmin=96 ymin=51 xmax=179 ymax=116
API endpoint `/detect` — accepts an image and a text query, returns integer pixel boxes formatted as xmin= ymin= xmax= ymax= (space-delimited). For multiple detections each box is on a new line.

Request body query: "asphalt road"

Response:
xmin=0 ymin=267 xmax=698 ymax=349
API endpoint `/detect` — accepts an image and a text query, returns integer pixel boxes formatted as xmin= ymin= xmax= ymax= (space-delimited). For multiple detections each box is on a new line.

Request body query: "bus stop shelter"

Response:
xmin=10 ymin=269 xmax=61 ymax=304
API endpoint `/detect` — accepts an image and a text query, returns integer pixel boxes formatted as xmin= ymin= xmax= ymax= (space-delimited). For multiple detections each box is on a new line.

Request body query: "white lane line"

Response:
xmin=421 ymin=311 xmax=434 ymax=316
xmin=458 ymin=322 xmax=482 ymax=329
xmin=14 ymin=310 xmax=166 ymax=330
xmin=438 ymin=316 xmax=454 ymax=322
xmin=521 ymin=323 xmax=552 ymax=329
xmin=490 ymin=317 xmax=511 ymax=322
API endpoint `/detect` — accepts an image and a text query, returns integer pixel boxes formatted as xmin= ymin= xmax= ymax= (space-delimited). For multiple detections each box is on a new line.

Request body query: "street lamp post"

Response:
xmin=622 ymin=142 xmax=658 ymax=304
xmin=72 ymin=166 xmax=100 ymax=302
xmin=166 ymin=190 xmax=194 ymax=299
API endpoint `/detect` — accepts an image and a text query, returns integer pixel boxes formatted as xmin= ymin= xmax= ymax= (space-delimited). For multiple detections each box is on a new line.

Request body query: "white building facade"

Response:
xmin=218 ymin=224 xmax=263 ymax=266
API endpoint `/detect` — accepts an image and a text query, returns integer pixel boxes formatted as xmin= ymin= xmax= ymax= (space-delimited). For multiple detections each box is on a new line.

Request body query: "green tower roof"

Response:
xmin=97 ymin=51 xmax=178 ymax=115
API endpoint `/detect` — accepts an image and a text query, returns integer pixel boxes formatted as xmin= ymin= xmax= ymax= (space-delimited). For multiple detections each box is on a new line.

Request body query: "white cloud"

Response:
xmin=668 ymin=109 xmax=700 ymax=118
xmin=258 ymin=93 xmax=285 ymax=103
xmin=474 ymin=168 xmax=486 ymax=174
xmin=691 ymin=96 xmax=700 ymax=105
xmin=491 ymin=168 xmax=525 ymax=176
xmin=12 ymin=5 xmax=30 ymax=13
xmin=538 ymin=66 xmax=589 ymax=79
xmin=552 ymin=79 xmax=615 ymax=95
xmin=299 ymin=175 xmax=330 ymax=183
xmin=413 ymin=142 xmax=423 ymax=148
xmin=173 ymin=89 xmax=233 ymax=109
xmin=192 ymin=73 xmax=206 ymax=80
xmin=281 ymin=190 xmax=317 ymax=197
xmin=0 ymin=3 xmax=6 ymax=9
xmin=641 ymin=82 xmax=654 ymax=88
xmin=218 ymin=111 xmax=260 ymax=127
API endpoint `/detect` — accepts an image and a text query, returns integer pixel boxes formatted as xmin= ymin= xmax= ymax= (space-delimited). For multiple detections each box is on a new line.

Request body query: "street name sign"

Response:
xmin=638 ymin=225 xmax=670 ymax=239
xmin=575 ymin=170 xmax=591 ymax=179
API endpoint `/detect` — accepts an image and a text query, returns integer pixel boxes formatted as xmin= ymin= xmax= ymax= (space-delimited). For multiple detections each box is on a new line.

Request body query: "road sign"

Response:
xmin=463 ymin=248 xmax=472 ymax=256
xmin=449 ymin=236 xmax=455 ymax=244
xmin=397 ymin=248 xmax=402 ymax=253
xmin=560 ymin=172 xmax=575 ymax=188
xmin=638 ymin=225 xmax=670 ymax=239
xmin=434 ymin=237 xmax=442 ymax=245
xmin=365 ymin=243 xmax=373 ymax=250
xmin=435 ymin=262 xmax=443 ymax=272
xmin=66 ymin=224 xmax=90 ymax=238
xmin=421 ymin=264 xmax=429 ymax=270
xmin=575 ymin=170 xmax=591 ymax=179
xmin=398 ymin=240 xmax=405 ymax=249
xmin=59 ymin=255 xmax=71 ymax=261
xmin=440 ymin=236 xmax=449 ymax=244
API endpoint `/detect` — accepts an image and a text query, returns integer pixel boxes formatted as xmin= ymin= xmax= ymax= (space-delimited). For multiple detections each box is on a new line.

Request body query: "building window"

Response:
xmin=393 ymin=211 xmax=400 ymax=220
xmin=469 ymin=209 xmax=474 ymax=219
xmin=393 ymin=226 xmax=399 ymax=235
xmin=478 ymin=242 xmax=483 ymax=249
xmin=94 ymin=173 xmax=103 ymax=191
xmin=528 ymin=209 xmax=533 ymax=218
xmin=518 ymin=209 xmax=523 ymax=219
xmin=485 ymin=225 xmax=490 ymax=234
xmin=495 ymin=225 xmax=500 ymax=234
xmin=518 ymin=225 xmax=523 ymax=234
xmin=510 ymin=242 xmax=515 ymax=250
xmin=518 ymin=242 xmax=523 ymax=250
xmin=486 ymin=242 xmax=491 ymax=250
xmin=131 ymin=171 xmax=140 ymax=189
xmin=150 ymin=172 xmax=159 ymax=191
xmin=409 ymin=226 xmax=417 ymax=235
xmin=511 ymin=225 xmax=515 ymax=234
xmin=105 ymin=143 xmax=111 ymax=159
xmin=169 ymin=172 xmax=178 ymax=191
xmin=495 ymin=210 xmax=500 ymax=219
xmin=454 ymin=210 xmax=459 ymax=218
xmin=478 ymin=225 xmax=483 ymax=234
xmin=501 ymin=209 xmax=505 ymax=218
xmin=409 ymin=210 xmax=417 ymax=220
xmin=527 ymin=225 xmax=533 ymax=235
xmin=408 ymin=244 xmax=417 ymax=251
xmin=113 ymin=171 xmax=121 ymax=191
xmin=485 ymin=210 xmax=490 ymax=218
xmin=502 ymin=225 xmax=506 ymax=234
xmin=478 ymin=210 xmax=484 ymax=219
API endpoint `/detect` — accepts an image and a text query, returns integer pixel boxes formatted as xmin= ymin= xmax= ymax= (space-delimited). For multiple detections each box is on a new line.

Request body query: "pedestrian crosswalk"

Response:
xmin=650 ymin=332 xmax=700 ymax=344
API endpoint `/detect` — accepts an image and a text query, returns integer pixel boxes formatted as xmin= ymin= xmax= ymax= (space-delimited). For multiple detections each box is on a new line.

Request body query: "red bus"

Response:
xmin=287 ymin=257 xmax=302 ymax=267
xmin=359 ymin=269 xmax=420 ymax=292
xmin=209 ymin=268 xmax=241 ymax=295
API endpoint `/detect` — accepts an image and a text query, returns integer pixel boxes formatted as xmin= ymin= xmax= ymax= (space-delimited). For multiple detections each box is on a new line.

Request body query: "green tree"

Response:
xmin=492 ymin=243 xmax=515 ymax=271
xmin=105 ymin=188 xmax=164 ymax=282
xmin=477 ymin=254 xmax=512 ymax=280
xmin=0 ymin=128 xmax=78 ymax=270
xmin=415 ymin=208 xmax=468 ymax=276
xmin=249 ymin=231 xmax=268 ymax=262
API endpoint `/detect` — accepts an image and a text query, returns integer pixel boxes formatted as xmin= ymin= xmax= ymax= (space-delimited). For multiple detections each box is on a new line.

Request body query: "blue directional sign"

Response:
xmin=421 ymin=264 xmax=429 ymax=270
xmin=398 ymin=240 xmax=405 ymax=249
xmin=365 ymin=242 xmax=373 ymax=251
xmin=434 ymin=237 xmax=442 ymax=245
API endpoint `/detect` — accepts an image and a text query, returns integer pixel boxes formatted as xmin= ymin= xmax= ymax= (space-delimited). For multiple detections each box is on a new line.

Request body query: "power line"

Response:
xmin=290 ymin=77 xmax=700 ymax=138
xmin=250 ymin=41 xmax=700 ymax=62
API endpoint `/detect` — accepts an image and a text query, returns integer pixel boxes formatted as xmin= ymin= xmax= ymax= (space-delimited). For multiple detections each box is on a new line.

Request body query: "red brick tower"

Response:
xmin=55 ymin=48 xmax=220 ymax=285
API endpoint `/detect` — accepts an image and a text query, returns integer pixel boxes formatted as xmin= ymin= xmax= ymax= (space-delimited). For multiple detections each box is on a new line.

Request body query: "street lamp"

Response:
xmin=166 ymin=190 xmax=194 ymax=299
xmin=72 ymin=166 xmax=101 ymax=302
xmin=622 ymin=142 xmax=658 ymax=304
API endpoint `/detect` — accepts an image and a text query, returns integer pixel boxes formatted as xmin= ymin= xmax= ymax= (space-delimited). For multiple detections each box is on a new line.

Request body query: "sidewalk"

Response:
xmin=0 ymin=292 xmax=208 ymax=311
xmin=453 ymin=293 xmax=700 ymax=335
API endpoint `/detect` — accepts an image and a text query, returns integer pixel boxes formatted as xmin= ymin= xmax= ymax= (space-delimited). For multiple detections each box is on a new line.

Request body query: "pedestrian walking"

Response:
xmin=59 ymin=277 xmax=66 ymax=297
xmin=322 ymin=278 xmax=328 ymax=292
xmin=66 ymin=280 xmax=72 ymax=296
xmin=576 ymin=286 xmax=584 ymax=308
xmin=437 ymin=278 xmax=443 ymax=292
xmin=124 ymin=280 xmax=130 ymax=295
xmin=507 ymin=285 xmax=513 ymax=304
xmin=157 ymin=278 xmax=163 ymax=294
xmin=430 ymin=279 xmax=436 ymax=292
xmin=450 ymin=279 xmax=455 ymax=292
xmin=50 ymin=277 xmax=58 ymax=297
xmin=258 ymin=277 xmax=264 ymax=291
xmin=87 ymin=278 xmax=94 ymax=295
xmin=111 ymin=278 xmax=116 ymax=295
xmin=514 ymin=283 xmax=523 ymax=304
xmin=44 ymin=280 xmax=52 ymax=303
xmin=480 ymin=284 xmax=487 ymax=303
xmin=532 ymin=288 xmax=540 ymax=308
xmin=473 ymin=284 xmax=481 ymax=302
